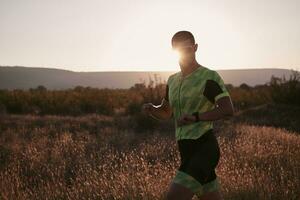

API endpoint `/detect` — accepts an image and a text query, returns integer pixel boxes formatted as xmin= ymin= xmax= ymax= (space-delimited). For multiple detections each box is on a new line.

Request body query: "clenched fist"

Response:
xmin=142 ymin=103 xmax=155 ymax=115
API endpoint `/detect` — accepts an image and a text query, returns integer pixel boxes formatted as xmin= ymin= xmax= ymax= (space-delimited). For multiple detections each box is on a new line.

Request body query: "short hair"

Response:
xmin=171 ymin=31 xmax=195 ymax=46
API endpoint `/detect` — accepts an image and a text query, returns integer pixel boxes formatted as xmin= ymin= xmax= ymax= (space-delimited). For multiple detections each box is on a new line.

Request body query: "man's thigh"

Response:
xmin=166 ymin=181 xmax=195 ymax=200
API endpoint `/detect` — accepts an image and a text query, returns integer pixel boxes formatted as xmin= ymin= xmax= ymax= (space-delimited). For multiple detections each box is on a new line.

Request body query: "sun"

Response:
xmin=172 ymin=48 xmax=182 ymax=59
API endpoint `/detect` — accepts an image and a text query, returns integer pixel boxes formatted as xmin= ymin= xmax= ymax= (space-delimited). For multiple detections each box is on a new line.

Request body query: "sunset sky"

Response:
xmin=0 ymin=0 xmax=299 ymax=72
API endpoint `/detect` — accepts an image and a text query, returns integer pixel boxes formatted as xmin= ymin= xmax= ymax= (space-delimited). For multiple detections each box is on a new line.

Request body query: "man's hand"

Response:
xmin=177 ymin=113 xmax=197 ymax=126
xmin=142 ymin=100 xmax=173 ymax=121
xmin=142 ymin=103 xmax=155 ymax=116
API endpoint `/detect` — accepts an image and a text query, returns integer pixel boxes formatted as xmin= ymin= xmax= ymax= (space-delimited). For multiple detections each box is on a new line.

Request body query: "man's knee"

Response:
xmin=198 ymin=190 xmax=223 ymax=200
xmin=166 ymin=189 xmax=184 ymax=200
xmin=166 ymin=182 xmax=194 ymax=200
xmin=166 ymin=190 xmax=177 ymax=200
xmin=166 ymin=185 xmax=179 ymax=200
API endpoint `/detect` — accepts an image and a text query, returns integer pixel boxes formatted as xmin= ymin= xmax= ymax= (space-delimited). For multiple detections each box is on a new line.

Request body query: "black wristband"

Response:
xmin=192 ymin=111 xmax=200 ymax=122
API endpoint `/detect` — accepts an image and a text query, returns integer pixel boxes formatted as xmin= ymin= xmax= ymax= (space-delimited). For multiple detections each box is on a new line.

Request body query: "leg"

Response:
xmin=166 ymin=181 xmax=195 ymax=200
xmin=196 ymin=177 xmax=223 ymax=200
xmin=198 ymin=190 xmax=223 ymax=200
xmin=167 ymin=170 xmax=203 ymax=200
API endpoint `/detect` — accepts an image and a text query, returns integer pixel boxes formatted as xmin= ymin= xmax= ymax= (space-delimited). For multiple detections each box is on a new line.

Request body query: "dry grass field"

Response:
xmin=0 ymin=103 xmax=299 ymax=200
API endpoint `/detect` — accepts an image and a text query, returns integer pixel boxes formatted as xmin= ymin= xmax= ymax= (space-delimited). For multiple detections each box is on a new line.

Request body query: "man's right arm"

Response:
xmin=149 ymin=84 xmax=173 ymax=120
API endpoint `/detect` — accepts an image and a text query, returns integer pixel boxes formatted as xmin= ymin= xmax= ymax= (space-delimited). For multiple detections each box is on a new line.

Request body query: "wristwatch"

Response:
xmin=192 ymin=111 xmax=200 ymax=122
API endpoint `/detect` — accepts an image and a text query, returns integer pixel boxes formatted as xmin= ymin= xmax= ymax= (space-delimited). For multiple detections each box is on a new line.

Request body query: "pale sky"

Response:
xmin=0 ymin=0 xmax=299 ymax=72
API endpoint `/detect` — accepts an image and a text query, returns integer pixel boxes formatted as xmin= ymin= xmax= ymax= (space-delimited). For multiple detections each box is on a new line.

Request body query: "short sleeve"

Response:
xmin=203 ymin=71 xmax=230 ymax=103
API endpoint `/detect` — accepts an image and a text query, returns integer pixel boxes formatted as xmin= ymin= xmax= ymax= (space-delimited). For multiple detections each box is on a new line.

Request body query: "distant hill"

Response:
xmin=0 ymin=66 xmax=296 ymax=90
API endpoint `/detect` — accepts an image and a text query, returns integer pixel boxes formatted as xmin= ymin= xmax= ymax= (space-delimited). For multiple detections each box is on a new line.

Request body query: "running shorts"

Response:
xmin=171 ymin=128 xmax=221 ymax=198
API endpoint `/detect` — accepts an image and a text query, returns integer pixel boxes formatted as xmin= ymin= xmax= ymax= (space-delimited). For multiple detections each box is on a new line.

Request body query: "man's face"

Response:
xmin=172 ymin=39 xmax=197 ymax=63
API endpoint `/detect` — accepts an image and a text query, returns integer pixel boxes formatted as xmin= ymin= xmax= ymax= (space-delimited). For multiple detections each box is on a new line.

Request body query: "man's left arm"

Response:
xmin=177 ymin=74 xmax=235 ymax=126
xmin=177 ymin=95 xmax=234 ymax=126
xmin=194 ymin=74 xmax=235 ymax=121
xmin=193 ymin=96 xmax=234 ymax=122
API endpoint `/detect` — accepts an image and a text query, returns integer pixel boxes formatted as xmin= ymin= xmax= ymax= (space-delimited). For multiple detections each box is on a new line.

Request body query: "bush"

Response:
xmin=269 ymin=70 xmax=300 ymax=106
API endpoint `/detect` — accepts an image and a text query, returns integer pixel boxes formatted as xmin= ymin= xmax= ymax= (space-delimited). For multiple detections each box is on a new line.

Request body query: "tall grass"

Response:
xmin=0 ymin=113 xmax=299 ymax=199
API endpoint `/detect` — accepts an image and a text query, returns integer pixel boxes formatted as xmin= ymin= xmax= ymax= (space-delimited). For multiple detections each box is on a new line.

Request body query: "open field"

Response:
xmin=0 ymin=103 xmax=299 ymax=199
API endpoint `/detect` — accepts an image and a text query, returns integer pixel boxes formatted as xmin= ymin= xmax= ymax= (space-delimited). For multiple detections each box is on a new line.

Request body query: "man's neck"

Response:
xmin=180 ymin=59 xmax=201 ymax=77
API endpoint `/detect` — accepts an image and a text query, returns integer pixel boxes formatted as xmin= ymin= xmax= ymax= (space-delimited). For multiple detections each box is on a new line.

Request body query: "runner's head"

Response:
xmin=171 ymin=31 xmax=198 ymax=63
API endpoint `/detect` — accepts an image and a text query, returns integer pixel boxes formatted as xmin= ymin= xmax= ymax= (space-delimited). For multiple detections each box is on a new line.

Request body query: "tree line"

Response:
xmin=0 ymin=70 xmax=299 ymax=116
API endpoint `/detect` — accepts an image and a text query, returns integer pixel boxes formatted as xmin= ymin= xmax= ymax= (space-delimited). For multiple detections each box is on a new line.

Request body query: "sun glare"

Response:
xmin=172 ymin=49 xmax=181 ymax=60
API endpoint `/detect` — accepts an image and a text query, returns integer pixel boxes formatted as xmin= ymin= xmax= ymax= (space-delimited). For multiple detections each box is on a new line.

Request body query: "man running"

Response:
xmin=142 ymin=30 xmax=234 ymax=200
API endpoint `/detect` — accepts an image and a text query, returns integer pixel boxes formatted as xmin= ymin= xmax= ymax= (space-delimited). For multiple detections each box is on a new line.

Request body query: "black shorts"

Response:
xmin=177 ymin=129 xmax=220 ymax=185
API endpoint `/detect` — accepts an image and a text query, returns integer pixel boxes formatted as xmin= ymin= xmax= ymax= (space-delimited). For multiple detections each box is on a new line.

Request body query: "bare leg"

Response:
xmin=198 ymin=190 xmax=223 ymax=200
xmin=166 ymin=182 xmax=195 ymax=200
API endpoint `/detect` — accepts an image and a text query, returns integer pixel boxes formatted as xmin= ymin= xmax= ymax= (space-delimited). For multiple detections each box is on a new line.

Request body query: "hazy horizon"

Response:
xmin=1 ymin=65 xmax=299 ymax=73
xmin=1 ymin=0 xmax=299 ymax=72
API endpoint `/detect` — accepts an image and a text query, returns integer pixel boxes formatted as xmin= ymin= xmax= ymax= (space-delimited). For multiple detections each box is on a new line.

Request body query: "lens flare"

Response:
xmin=173 ymin=49 xmax=182 ymax=59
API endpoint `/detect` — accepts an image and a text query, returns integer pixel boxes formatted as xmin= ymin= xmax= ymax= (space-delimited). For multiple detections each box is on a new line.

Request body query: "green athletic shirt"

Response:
xmin=164 ymin=66 xmax=230 ymax=141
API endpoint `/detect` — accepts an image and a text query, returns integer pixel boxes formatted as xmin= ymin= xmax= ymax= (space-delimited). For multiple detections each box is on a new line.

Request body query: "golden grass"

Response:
xmin=0 ymin=114 xmax=299 ymax=200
